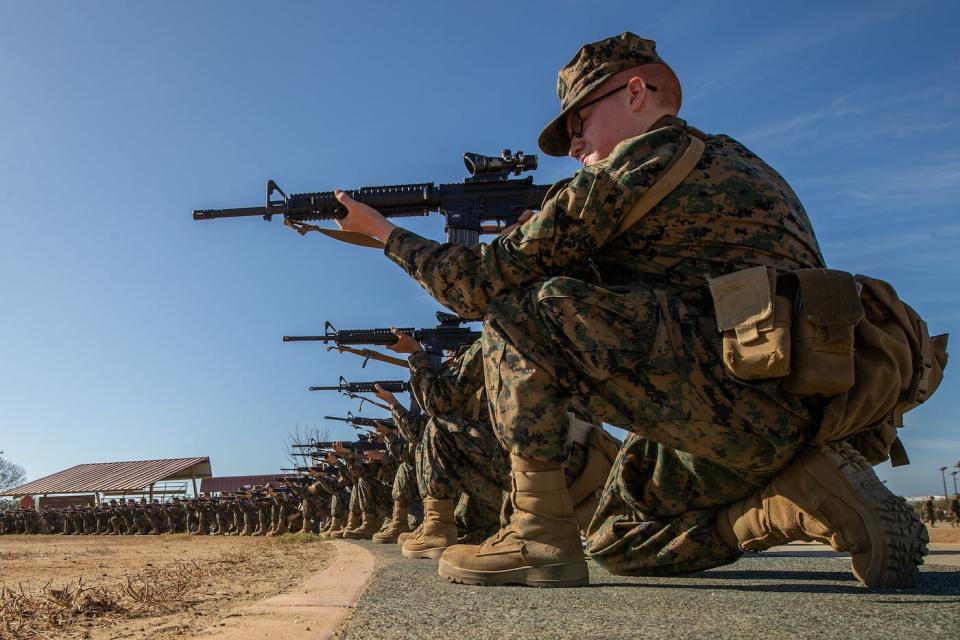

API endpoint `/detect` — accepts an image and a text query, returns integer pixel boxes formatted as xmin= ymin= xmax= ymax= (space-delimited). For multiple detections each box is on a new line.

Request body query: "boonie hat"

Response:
xmin=538 ymin=32 xmax=665 ymax=157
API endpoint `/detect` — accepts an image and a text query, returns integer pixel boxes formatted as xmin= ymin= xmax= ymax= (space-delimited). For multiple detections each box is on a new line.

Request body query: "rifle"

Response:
xmin=325 ymin=413 xmax=396 ymax=430
xmin=292 ymin=440 xmax=387 ymax=453
xmin=193 ymin=149 xmax=550 ymax=248
xmin=308 ymin=377 xmax=409 ymax=394
xmin=281 ymin=465 xmax=338 ymax=475
xmin=284 ymin=311 xmax=479 ymax=360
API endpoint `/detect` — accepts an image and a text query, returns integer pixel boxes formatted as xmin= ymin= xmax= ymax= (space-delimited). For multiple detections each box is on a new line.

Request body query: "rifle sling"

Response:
xmin=317 ymin=228 xmax=386 ymax=249
xmin=613 ymin=133 xmax=705 ymax=237
xmin=284 ymin=217 xmax=386 ymax=249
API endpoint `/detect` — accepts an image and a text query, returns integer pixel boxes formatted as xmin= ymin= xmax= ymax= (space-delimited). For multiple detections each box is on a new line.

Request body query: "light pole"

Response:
xmin=939 ymin=467 xmax=949 ymax=500
xmin=951 ymin=470 xmax=959 ymax=496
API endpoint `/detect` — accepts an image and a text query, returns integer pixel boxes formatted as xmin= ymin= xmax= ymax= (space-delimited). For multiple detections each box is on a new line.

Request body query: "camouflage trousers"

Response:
xmin=417 ymin=415 xmax=510 ymax=533
xmin=330 ymin=489 xmax=350 ymax=519
xmin=241 ymin=507 xmax=256 ymax=535
xmin=392 ymin=460 xmax=421 ymax=506
xmin=355 ymin=476 xmax=392 ymax=519
xmin=299 ymin=496 xmax=326 ymax=532
xmin=482 ymin=277 xmax=819 ymax=575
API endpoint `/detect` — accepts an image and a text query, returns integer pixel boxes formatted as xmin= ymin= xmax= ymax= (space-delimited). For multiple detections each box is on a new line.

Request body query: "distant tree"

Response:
xmin=0 ymin=455 xmax=27 ymax=510
xmin=285 ymin=425 xmax=329 ymax=472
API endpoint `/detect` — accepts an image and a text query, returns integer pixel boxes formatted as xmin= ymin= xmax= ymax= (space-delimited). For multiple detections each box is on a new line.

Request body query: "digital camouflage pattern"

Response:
xmin=384 ymin=115 xmax=826 ymax=574
xmin=407 ymin=338 xmax=508 ymax=532
xmin=407 ymin=338 xmax=590 ymax=534
xmin=345 ymin=455 xmax=394 ymax=525
xmin=391 ymin=404 xmax=430 ymax=444
xmin=408 ymin=340 xmax=487 ymax=423
xmin=419 ymin=414 xmax=510 ymax=533
xmin=539 ymin=31 xmax=665 ymax=157
xmin=391 ymin=459 xmax=421 ymax=507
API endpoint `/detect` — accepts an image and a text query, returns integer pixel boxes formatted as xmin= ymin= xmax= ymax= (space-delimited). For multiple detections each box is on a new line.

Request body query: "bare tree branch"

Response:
xmin=284 ymin=424 xmax=329 ymax=472
xmin=0 ymin=456 xmax=26 ymax=492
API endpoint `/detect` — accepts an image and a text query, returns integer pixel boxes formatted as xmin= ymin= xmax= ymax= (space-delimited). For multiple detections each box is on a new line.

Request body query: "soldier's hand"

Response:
xmin=386 ymin=329 xmax=423 ymax=354
xmin=373 ymin=383 xmax=400 ymax=406
xmin=499 ymin=209 xmax=537 ymax=236
xmin=333 ymin=190 xmax=398 ymax=243
xmin=323 ymin=452 xmax=339 ymax=465
xmin=333 ymin=442 xmax=350 ymax=456
xmin=365 ymin=450 xmax=385 ymax=462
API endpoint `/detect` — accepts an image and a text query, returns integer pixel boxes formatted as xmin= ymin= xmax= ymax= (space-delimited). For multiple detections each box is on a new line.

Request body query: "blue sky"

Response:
xmin=1 ymin=0 xmax=957 ymax=497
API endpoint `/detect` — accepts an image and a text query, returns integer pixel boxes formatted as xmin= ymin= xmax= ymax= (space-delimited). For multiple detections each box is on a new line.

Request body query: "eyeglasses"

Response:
xmin=567 ymin=81 xmax=658 ymax=138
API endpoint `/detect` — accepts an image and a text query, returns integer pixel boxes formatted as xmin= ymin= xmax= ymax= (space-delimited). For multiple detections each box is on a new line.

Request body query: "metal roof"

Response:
xmin=200 ymin=475 xmax=286 ymax=494
xmin=2 ymin=457 xmax=212 ymax=496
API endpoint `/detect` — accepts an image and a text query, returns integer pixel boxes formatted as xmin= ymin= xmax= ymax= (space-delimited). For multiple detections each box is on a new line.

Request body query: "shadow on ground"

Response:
xmin=335 ymin=541 xmax=960 ymax=640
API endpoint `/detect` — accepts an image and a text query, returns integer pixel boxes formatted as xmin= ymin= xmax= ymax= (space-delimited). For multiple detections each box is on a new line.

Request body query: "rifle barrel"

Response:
xmin=192 ymin=206 xmax=270 ymax=221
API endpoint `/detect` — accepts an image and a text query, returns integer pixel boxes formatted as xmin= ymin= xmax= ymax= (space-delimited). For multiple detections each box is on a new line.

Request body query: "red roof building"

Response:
xmin=2 ymin=457 xmax=212 ymax=498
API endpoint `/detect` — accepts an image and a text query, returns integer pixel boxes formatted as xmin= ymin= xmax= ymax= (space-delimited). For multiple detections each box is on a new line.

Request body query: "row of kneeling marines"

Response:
xmin=0 ymin=488 xmax=313 ymax=537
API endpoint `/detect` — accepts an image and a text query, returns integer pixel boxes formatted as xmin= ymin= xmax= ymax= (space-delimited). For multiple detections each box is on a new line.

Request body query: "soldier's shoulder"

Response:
xmin=590 ymin=121 xmax=689 ymax=191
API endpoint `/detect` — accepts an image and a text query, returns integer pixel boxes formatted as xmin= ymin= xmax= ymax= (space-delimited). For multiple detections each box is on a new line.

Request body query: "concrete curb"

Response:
xmin=193 ymin=540 xmax=375 ymax=640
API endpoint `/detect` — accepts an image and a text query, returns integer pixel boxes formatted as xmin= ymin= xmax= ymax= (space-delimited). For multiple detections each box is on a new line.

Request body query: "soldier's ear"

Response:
xmin=626 ymin=76 xmax=651 ymax=112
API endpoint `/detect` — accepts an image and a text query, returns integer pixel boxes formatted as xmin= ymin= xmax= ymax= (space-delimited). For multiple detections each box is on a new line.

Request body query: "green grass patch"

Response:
xmin=272 ymin=531 xmax=325 ymax=544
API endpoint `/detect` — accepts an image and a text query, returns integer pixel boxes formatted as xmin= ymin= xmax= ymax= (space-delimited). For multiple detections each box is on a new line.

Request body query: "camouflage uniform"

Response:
xmin=391 ymin=403 xmax=428 ymax=521
xmin=387 ymin=408 xmax=423 ymax=508
xmin=311 ymin=475 xmax=349 ymax=523
xmin=355 ymin=461 xmax=392 ymax=523
xmin=383 ymin=109 xmax=825 ymax=574
xmin=408 ymin=341 xmax=510 ymax=534
xmin=331 ymin=486 xmax=351 ymax=521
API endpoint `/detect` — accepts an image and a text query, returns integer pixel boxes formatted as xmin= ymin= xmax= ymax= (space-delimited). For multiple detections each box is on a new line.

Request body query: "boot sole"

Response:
xmin=438 ymin=558 xmax=589 ymax=588
xmin=802 ymin=442 xmax=928 ymax=589
xmin=401 ymin=546 xmax=447 ymax=560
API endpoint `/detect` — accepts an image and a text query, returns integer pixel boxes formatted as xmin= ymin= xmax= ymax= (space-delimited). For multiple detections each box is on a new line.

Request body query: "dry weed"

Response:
xmin=0 ymin=556 xmax=241 ymax=639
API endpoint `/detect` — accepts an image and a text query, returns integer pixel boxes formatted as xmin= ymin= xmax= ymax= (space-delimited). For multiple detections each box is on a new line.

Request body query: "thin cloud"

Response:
xmin=742 ymin=95 xmax=863 ymax=141
xmin=686 ymin=0 xmax=925 ymax=98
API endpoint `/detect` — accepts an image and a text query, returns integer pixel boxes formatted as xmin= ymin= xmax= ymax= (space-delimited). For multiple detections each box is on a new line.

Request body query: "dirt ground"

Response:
xmin=927 ymin=524 xmax=960 ymax=544
xmin=0 ymin=534 xmax=334 ymax=640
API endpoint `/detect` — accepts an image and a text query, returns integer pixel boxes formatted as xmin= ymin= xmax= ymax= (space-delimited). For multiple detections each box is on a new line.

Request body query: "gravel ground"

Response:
xmin=335 ymin=542 xmax=960 ymax=640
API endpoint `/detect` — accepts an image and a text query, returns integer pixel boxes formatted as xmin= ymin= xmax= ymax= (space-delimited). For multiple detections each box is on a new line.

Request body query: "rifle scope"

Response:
xmin=464 ymin=149 xmax=537 ymax=178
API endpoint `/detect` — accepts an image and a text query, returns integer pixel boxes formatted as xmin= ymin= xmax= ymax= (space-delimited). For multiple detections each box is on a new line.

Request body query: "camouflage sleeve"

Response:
xmin=336 ymin=459 xmax=354 ymax=483
xmin=383 ymin=431 xmax=405 ymax=462
xmin=308 ymin=480 xmax=329 ymax=496
xmin=408 ymin=340 xmax=484 ymax=417
xmin=383 ymin=158 xmax=664 ymax=317
xmin=391 ymin=403 xmax=425 ymax=443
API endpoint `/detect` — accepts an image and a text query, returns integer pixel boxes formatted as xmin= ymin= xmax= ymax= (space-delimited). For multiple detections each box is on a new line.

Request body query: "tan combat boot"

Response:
xmin=372 ymin=503 xmax=411 ymax=544
xmin=438 ymin=468 xmax=588 ymax=587
xmin=397 ymin=523 xmax=422 ymax=546
xmin=401 ymin=498 xmax=458 ymax=559
xmin=342 ymin=511 xmax=363 ymax=538
xmin=319 ymin=516 xmax=347 ymax=540
xmin=717 ymin=441 xmax=928 ymax=588
xmin=343 ymin=511 xmax=384 ymax=540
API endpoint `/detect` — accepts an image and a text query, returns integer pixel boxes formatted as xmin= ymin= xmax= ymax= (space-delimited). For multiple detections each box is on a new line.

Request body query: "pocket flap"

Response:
xmin=790 ymin=269 xmax=864 ymax=334
xmin=707 ymin=266 xmax=774 ymax=344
